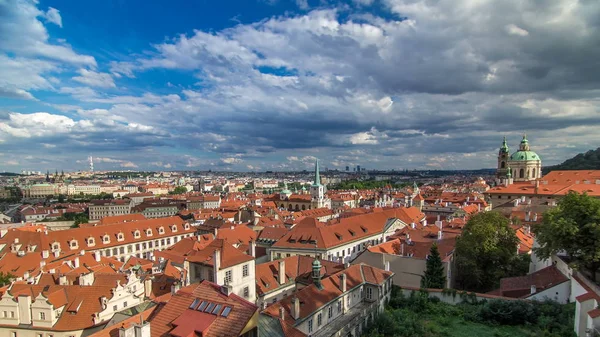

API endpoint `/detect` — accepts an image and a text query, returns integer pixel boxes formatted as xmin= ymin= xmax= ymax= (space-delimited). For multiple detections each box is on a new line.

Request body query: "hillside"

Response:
xmin=544 ymin=147 xmax=600 ymax=173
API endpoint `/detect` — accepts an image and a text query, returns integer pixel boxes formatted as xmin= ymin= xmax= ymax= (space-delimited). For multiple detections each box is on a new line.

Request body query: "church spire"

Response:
xmin=500 ymin=136 xmax=509 ymax=154
xmin=313 ymin=159 xmax=321 ymax=186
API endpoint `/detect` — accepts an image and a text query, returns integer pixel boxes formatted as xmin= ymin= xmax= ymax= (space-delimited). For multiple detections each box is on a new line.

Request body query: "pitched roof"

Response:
xmin=149 ymin=280 xmax=258 ymax=337
xmin=491 ymin=265 xmax=569 ymax=298
xmin=263 ymin=264 xmax=393 ymax=324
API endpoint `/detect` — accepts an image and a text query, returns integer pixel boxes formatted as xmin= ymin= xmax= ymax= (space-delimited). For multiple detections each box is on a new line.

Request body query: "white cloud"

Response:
xmin=221 ymin=157 xmax=243 ymax=164
xmin=72 ymin=69 xmax=116 ymax=88
xmin=296 ymin=0 xmax=309 ymax=10
xmin=505 ymin=24 xmax=529 ymax=37
xmin=44 ymin=7 xmax=62 ymax=27
xmin=120 ymin=161 xmax=138 ymax=168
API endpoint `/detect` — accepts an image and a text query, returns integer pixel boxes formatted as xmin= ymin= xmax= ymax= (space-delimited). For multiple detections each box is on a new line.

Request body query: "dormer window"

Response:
xmin=87 ymin=237 xmax=95 ymax=247
xmin=52 ymin=243 xmax=60 ymax=251
xmin=184 ymin=224 xmax=190 ymax=230
xmin=158 ymin=227 xmax=165 ymax=235
xmin=133 ymin=230 xmax=141 ymax=239
xmin=69 ymin=240 xmax=78 ymax=249
xmin=117 ymin=233 xmax=124 ymax=242
xmin=146 ymin=229 xmax=153 ymax=237
xmin=103 ymin=235 xmax=110 ymax=244
xmin=171 ymin=225 xmax=177 ymax=233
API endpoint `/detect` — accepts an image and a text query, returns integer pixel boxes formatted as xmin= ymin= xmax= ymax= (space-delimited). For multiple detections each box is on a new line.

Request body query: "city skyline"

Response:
xmin=1 ymin=0 xmax=600 ymax=172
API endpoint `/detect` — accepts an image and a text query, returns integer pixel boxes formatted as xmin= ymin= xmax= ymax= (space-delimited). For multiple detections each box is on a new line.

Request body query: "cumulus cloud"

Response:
xmin=44 ymin=7 xmax=62 ymax=27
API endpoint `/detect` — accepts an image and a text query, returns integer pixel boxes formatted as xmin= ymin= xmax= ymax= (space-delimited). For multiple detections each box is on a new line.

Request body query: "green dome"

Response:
xmin=510 ymin=151 xmax=541 ymax=161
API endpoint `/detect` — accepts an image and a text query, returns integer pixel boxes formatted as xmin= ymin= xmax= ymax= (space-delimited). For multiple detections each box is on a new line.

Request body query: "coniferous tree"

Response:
xmin=421 ymin=243 xmax=446 ymax=289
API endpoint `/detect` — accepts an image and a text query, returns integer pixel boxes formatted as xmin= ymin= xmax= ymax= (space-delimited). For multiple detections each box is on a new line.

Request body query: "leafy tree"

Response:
xmin=534 ymin=191 xmax=600 ymax=281
xmin=169 ymin=186 xmax=188 ymax=195
xmin=421 ymin=243 xmax=447 ymax=289
xmin=454 ymin=212 xmax=526 ymax=292
xmin=0 ymin=272 xmax=13 ymax=286
xmin=57 ymin=194 xmax=66 ymax=203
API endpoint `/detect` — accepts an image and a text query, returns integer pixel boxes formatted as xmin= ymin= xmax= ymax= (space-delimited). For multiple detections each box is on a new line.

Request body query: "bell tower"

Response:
xmin=497 ymin=136 xmax=510 ymax=180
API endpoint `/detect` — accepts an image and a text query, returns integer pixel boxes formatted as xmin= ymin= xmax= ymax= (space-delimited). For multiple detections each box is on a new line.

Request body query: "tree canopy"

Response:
xmin=534 ymin=191 xmax=600 ymax=281
xmin=169 ymin=186 xmax=188 ymax=195
xmin=421 ymin=243 xmax=446 ymax=289
xmin=454 ymin=211 xmax=528 ymax=292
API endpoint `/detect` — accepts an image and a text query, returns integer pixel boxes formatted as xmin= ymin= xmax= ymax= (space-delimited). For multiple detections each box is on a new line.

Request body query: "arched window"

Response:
xmin=171 ymin=225 xmax=177 ymax=233
xmin=294 ymin=204 xmax=300 ymax=211
xmin=302 ymin=205 xmax=306 ymax=210
xmin=133 ymin=230 xmax=141 ymax=239
xmin=103 ymin=235 xmax=110 ymax=244
xmin=520 ymin=168 xmax=524 ymax=178
xmin=117 ymin=233 xmax=124 ymax=241
xmin=158 ymin=227 xmax=165 ymax=234
xmin=87 ymin=237 xmax=95 ymax=246
xmin=532 ymin=168 xmax=536 ymax=178
xmin=146 ymin=229 xmax=153 ymax=237
xmin=500 ymin=161 xmax=505 ymax=169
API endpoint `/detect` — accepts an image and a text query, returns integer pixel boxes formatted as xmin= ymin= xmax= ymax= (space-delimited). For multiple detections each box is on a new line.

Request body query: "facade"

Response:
xmin=0 ymin=216 xmax=196 ymax=262
xmin=88 ymin=199 xmax=133 ymax=220
xmin=496 ymin=135 xmax=542 ymax=183
xmin=269 ymin=207 xmax=425 ymax=264
xmin=133 ymin=200 xmax=180 ymax=219
xmin=22 ymin=184 xmax=57 ymax=198
xmin=66 ymin=184 xmax=101 ymax=196
xmin=270 ymin=159 xmax=331 ymax=211
xmin=264 ymin=263 xmax=394 ymax=337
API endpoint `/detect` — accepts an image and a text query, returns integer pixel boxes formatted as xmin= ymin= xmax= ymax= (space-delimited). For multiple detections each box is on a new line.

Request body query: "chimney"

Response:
xmin=94 ymin=251 xmax=101 ymax=262
xmin=411 ymin=222 xmax=415 ymax=229
xmin=134 ymin=321 xmax=151 ymax=337
xmin=41 ymin=250 xmax=49 ymax=259
xmin=214 ymin=228 xmax=218 ymax=237
xmin=213 ymin=249 xmax=221 ymax=284
xmin=171 ymin=282 xmax=181 ymax=295
xmin=144 ymin=277 xmax=153 ymax=298
xmin=291 ymin=297 xmax=300 ymax=320
xmin=73 ymin=257 xmax=80 ymax=268
xmin=53 ymin=250 xmax=60 ymax=258
xmin=40 ymin=260 xmax=46 ymax=269
xmin=437 ymin=231 xmax=442 ymax=240
xmin=340 ymin=273 xmax=347 ymax=292
xmin=220 ymin=284 xmax=233 ymax=296
xmin=17 ymin=295 xmax=32 ymax=324
xmin=530 ymin=285 xmax=536 ymax=294
xmin=59 ymin=275 xmax=68 ymax=285
xmin=533 ymin=213 xmax=538 ymax=222
xmin=14 ymin=238 xmax=19 ymax=244
xmin=80 ymin=249 xmax=85 ymax=256
xmin=119 ymin=325 xmax=134 ymax=337
xmin=278 ymin=260 xmax=286 ymax=285
xmin=249 ymin=241 xmax=256 ymax=258
xmin=279 ymin=306 xmax=285 ymax=320
xmin=435 ymin=220 xmax=443 ymax=229
xmin=525 ymin=211 xmax=531 ymax=222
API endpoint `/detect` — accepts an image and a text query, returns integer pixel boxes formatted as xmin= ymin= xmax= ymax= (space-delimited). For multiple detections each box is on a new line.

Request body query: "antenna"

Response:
xmin=88 ymin=156 xmax=94 ymax=173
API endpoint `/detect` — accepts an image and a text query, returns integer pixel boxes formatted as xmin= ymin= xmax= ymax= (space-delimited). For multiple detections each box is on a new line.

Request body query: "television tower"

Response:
xmin=88 ymin=156 xmax=94 ymax=173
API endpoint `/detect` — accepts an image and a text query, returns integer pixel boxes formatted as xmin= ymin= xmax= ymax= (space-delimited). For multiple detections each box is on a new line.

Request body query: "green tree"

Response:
xmin=455 ymin=212 xmax=525 ymax=292
xmin=534 ymin=191 xmax=600 ymax=282
xmin=421 ymin=243 xmax=446 ymax=289
xmin=57 ymin=194 xmax=66 ymax=203
xmin=0 ymin=271 xmax=13 ymax=286
xmin=170 ymin=186 xmax=188 ymax=195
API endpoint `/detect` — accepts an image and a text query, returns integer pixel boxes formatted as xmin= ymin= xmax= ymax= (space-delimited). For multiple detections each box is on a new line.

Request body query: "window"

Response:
xmin=10 ymin=332 xmax=16 ymax=337
xmin=134 ymin=230 xmax=141 ymax=239
xmin=366 ymin=287 xmax=373 ymax=300
xmin=171 ymin=225 xmax=178 ymax=232
xmin=328 ymin=306 xmax=333 ymax=319
xmin=123 ymin=301 xmax=128 ymax=308
xmin=2 ymin=311 xmax=6 ymax=318
xmin=225 ymin=270 xmax=232 ymax=284
xmin=103 ymin=235 xmax=110 ymax=243
xmin=10 ymin=311 xmax=14 ymax=318
xmin=113 ymin=305 xmax=118 ymax=311
xmin=317 ymin=313 xmax=322 ymax=326
xmin=159 ymin=227 xmax=165 ymax=234
xmin=243 ymin=286 xmax=249 ymax=298
xmin=40 ymin=312 xmax=45 ymax=320
xmin=146 ymin=229 xmax=152 ymax=236
xmin=87 ymin=237 xmax=95 ymax=246
xmin=308 ymin=319 xmax=313 ymax=333
xmin=117 ymin=233 xmax=124 ymax=241
xmin=337 ymin=300 xmax=342 ymax=313
xmin=243 ymin=264 xmax=249 ymax=277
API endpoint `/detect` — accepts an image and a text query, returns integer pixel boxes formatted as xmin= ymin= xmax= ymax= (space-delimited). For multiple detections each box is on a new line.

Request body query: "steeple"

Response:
xmin=313 ymin=159 xmax=321 ymax=186
xmin=519 ymin=134 xmax=530 ymax=151
xmin=312 ymin=257 xmax=322 ymax=289
xmin=500 ymin=136 xmax=509 ymax=154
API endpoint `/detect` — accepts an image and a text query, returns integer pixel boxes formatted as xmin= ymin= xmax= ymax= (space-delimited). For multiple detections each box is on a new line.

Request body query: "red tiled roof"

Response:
xmin=492 ymin=265 xmax=569 ymax=298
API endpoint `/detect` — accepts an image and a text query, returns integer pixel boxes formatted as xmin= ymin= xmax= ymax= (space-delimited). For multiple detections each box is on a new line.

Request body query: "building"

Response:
xmin=310 ymin=159 xmax=331 ymax=209
xmin=159 ymin=238 xmax=257 ymax=302
xmin=88 ymin=199 xmax=133 ymax=220
xmin=67 ymin=184 xmax=102 ymax=196
xmin=132 ymin=200 xmax=180 ymax=219
xmin=496 ymin=135 xmax=542 ymax=183
xmin=0 ymin=216 xmax=196 ymax=261
xmin=22 ymin=184 xmax=57 ymax=197
xmin=148 ymin=280 xmax=259 ymax=337
xmin=269 ymin=159 xmax=331 ymax=211
xmin=255 ymin=255 xmax=344 ymax=309
xmin=268 ymin=207 xmax=425 ymax=263
xmin=263 ymin=262 xmax=393 ymax=337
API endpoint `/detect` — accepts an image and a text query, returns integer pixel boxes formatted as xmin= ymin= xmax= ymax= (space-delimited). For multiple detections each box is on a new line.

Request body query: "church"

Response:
xmin=271 ymin=159 xmax=332 ymax=211
xmin=496 ymin=135 xmax=542 ymax=183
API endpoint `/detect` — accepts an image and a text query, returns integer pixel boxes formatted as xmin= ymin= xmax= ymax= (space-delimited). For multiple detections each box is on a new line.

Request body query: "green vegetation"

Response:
xmin=454 ymin=212 xmax=529 ymax=292
xmin=169 ymin=186 xmax=188 ymax=195
xmin=0 ymin=272 xmax=14 ymax=286
xmin=41 ymin=212 xmax=89 ymax=227
xmin=421 ymin=243 xmax=446 ymax=289
xmin=534 ymin=191 xmax=600 ymax=281
xmin=363 ymin=288 xmax=575 ymax=337
xmin=544 ymin=147 xmax=600 ymax=173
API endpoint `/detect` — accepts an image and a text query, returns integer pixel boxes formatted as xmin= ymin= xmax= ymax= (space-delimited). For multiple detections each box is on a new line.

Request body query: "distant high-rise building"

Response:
xmin=357 ymin=165 xmax=361 ymax=172
xmin=345 ymin=166 xmax=349 ymax=172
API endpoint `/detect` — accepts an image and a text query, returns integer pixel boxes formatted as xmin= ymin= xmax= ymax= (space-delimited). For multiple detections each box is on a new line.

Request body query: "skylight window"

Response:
xmin=189 ymin=298 xmax=201 ymax=309
xmin=212 ymin=304 xmax=222 ymax=314
xmin=205 ymin=303 xmax=216 ymax=313
xmin=221 ymin=307 xmax=232 ymax=317
xmin=197 ymin=301 xmax=208 ymax=311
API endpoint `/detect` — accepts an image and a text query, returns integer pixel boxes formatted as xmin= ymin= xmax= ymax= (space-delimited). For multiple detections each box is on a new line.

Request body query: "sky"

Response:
xmin=1 ymin=0 xmax=599 ymax=172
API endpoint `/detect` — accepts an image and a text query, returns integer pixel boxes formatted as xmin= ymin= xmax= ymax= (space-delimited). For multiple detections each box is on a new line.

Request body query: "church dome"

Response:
xmin=510 ymin=151 xmax=541 ymax=161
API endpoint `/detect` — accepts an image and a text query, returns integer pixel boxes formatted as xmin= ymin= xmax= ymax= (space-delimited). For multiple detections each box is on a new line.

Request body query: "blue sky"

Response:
xmin=1 ymin=0 xmax=600 ymax=172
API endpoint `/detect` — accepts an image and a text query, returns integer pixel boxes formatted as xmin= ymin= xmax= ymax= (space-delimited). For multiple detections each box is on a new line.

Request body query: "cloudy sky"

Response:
xmin=1 ymin=0 xmax=599 ymax=172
